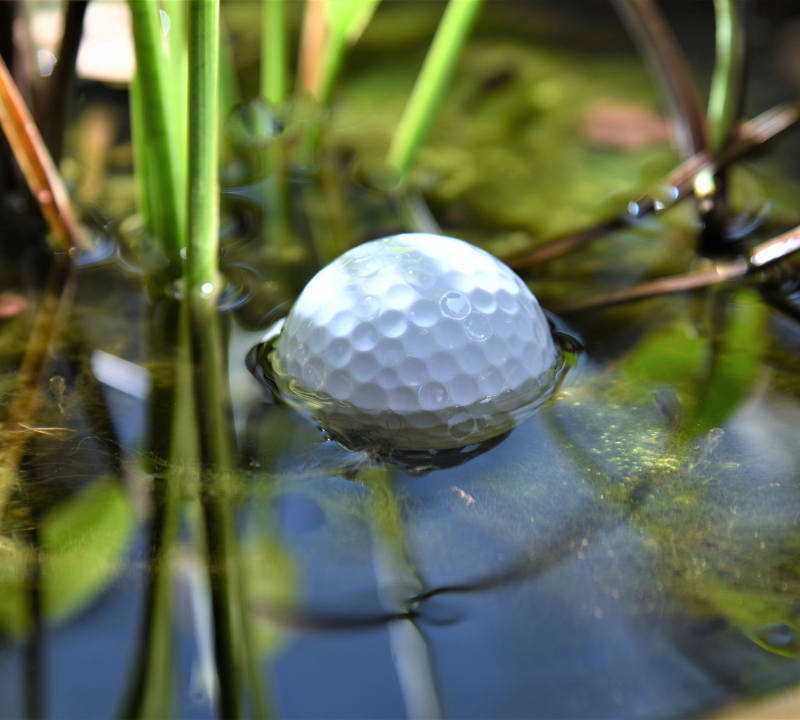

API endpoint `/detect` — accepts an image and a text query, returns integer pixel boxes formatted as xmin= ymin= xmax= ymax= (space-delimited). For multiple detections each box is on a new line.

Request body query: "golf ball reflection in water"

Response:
xmin=272 ymin=233 xmax=563 ymax=450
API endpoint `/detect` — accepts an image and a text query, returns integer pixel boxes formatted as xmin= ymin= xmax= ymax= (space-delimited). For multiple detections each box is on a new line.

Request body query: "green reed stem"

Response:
xmin=119 ymin=476 xmax=179 ymax=720
xmin=708 ymin=0 xmax=744 ymax=154
xmin=128 ymin=76 xmax=151 ymax=236
xmin=187 ymin=0 xmax=220 ymax=294
xmin=261 ymin=0 xmax=286 ymax=105
xmin=164 ymin=0 xmax=189 ymax=210
xmin=387 ymin=0 xmax=483 ymax=180
xmin=128 ymin=0 xmax=185 ymax=273
xmin=187 ymin=5 xmax=251 ymax=718
xmin=121 ymin=298 xmax=182 ymax=720
xmin=259 ymin=0 xmax=291 ymax=252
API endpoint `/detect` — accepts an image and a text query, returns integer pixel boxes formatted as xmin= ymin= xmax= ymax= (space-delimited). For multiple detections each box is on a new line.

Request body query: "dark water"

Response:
xmin=4 ymin=1 xmax=800 ymax=719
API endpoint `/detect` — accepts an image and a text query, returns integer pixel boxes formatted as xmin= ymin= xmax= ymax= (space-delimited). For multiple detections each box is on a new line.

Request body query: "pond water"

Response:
xmin=3 ymin=1 xmax=800 ymax=719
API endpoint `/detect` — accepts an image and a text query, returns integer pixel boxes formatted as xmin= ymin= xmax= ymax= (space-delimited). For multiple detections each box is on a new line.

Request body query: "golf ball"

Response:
xmin=274 ymin=233 xmax=559 ymax=450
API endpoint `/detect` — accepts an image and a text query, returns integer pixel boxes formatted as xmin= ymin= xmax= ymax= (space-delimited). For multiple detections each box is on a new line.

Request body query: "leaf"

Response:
xmin=0 ymin=477 xmax=137 ymax=636
xmin=326 ymin=0 xmax=382 ymax=43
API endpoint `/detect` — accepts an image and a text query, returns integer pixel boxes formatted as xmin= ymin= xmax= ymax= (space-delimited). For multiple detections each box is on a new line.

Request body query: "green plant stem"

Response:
xmin=164 ymin=0 xmax=188 ymax=215
xmin=120 ymin=293 xmax=182 ymax=720
xmin=119 ymin=477 xmax=179 ymax=720
xmin=387 ymin=0 xmax=484 ymax=180
xmin=708 ymin=0 xmax=744 ymax=154
xmin=261 ymin=0 xmax=286 ymax=105
xmin=128 ymin=0 xmax=185 ymax=273
xmin=186 ymin=0 xmax=220 ymax=294
xmin=186 ymin=5 xmax=249 ymax=718
xmin=129 ymin=75 xmax=151 ymax=233
xmin=259 ymin=0 xmax=291 ymax=252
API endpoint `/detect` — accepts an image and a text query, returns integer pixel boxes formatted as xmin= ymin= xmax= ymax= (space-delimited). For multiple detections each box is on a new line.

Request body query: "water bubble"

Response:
xmin=464 ymin=312 xmax=492 ymax=342
xmin=419 ymin=382 xmax=449 ymax=410
xmin=439 ymin=291 xmax=471 ymax=320
xmin=405 ymin=266 xmax=436 ymax=291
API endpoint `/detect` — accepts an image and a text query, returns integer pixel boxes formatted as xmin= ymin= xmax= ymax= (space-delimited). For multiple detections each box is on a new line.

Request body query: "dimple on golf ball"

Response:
xmin=274 ymin=233 xmax=559 ymax=450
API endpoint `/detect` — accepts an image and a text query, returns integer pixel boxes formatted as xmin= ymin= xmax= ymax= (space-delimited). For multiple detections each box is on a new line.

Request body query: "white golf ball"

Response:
xmin=275 ymin=233 xmax=559 ymax=449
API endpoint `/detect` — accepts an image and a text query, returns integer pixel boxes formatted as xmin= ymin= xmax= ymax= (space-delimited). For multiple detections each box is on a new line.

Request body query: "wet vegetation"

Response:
xmin=3 ymin=1 xmax=800 ymax=718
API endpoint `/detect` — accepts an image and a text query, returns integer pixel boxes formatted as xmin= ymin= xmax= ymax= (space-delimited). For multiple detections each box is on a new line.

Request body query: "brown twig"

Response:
xmin=612 ymin=0 xmax=707 ymax=158
xmin=548 ymin=222 xmax=800 ymax=315
xmin=548 ymin=259 xmax=749 ymax=315
xmin=508 ymin=102 xmax=800 ymax=271
xmin=0 ymin=55 xmax=90 ymax=253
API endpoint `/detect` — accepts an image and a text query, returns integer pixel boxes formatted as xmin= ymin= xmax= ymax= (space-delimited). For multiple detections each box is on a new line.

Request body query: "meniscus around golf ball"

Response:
xmin=273 ymin=233 xmax=560 ymax=450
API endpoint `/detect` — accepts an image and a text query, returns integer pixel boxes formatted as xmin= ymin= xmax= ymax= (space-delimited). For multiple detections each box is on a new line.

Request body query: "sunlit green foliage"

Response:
xmin=0 ymin=477 xmax=136 ymax=636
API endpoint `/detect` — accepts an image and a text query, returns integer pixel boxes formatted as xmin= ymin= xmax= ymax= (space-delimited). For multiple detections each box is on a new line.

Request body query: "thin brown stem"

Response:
xmin=507 ymin=102 xmax=800 ymax=271
xmin=613 ymin=0 xmax=707 ymax=158
xmin=548 ymin=219 xmax=800 ymax=315
xmin=34 ymin=1 xmax=87 ymax=163
xmin=548 ymin=259 xmax=748 ymax=315
xmin=0 ymin=55 xmax=89 ymax=252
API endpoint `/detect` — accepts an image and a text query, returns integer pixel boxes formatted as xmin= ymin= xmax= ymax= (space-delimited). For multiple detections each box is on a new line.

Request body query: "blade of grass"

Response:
xmin=387 ymin=0 xmax=484 ymax=180
xmin=128 ymin=0 xmax=185 ymax=274
xmin=0 ymin=55 xmax=90 ymax=252
xmin=612 ymin=0 xmax=706 ymax=158
xmin=262 ymin=0 xmax=286 ymax=105
xmin=708 ymin=0 xmax=745 ymax=154
xmin=316 ymin=0 xmax=381 ymax=103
